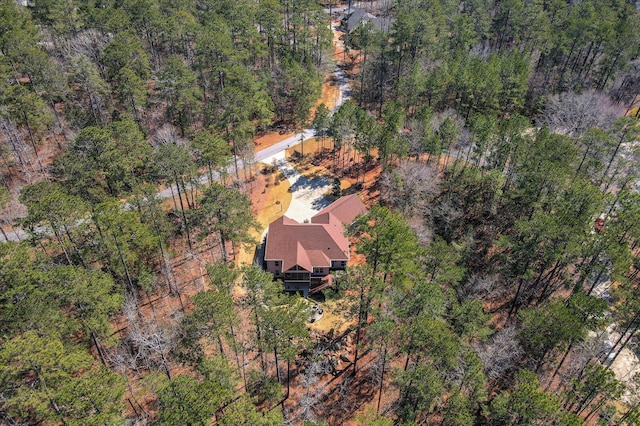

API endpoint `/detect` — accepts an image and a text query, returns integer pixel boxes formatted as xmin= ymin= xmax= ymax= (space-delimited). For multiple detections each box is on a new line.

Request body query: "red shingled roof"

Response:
xmin=264 ymin=195 xmax=367 ymax=273
xmin=311 ymin=194 xmax=367 ymax=225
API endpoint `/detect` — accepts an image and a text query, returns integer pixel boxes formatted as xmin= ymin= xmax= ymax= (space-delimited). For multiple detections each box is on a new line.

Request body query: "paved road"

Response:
xmin=1 ymin=27 xmax=351 ymax=243
xmin=154 ymin=129 xmax=317 ymax=200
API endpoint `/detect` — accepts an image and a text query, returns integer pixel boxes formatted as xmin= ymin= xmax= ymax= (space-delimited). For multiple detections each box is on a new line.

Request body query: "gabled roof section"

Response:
xmin=306 ymin=250 xmax=331 ymax=268
xmin=265 ymin=195 xmax=368 ymax=273
xmin=311 ymin=194 xmax=367 ymax=225
xmin=265 ymin=216 xmax=349 ymax=272
xmin=342 ymin=8 xmax=393 ymax=33
xmin=346 ymin=8 xmax=371 ymax=32
xmin=294 ymin=241 xmax=312 ymax=272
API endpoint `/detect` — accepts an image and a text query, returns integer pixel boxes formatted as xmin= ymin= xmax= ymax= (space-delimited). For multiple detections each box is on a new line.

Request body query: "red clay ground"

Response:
xmin=97 ymin=14 xmax=400 ymax=425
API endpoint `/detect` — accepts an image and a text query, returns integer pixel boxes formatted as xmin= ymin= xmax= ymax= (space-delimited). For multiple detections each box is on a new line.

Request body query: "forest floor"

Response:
xmin=10 ymin=13 xmax=404 ymax=424
xmin=232 ymin=38 xmax=344 ymax=267
xmin=116 ymin=14 xmax=640 ymax=426
xmin=227 ymin=18 xmax=401 ymax=424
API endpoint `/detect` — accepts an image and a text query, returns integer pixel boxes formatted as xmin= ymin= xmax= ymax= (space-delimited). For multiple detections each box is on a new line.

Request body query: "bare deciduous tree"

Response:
xmin=475 ymin=325 xmax=523 ymax=384
xmin=458 ymin=273 xmax=505 ymax=302
xmin=380 ymin=160 xmax=439 ymax=217
xmin=124 ymin=298 xmax=182 ymax=379
xmin=297 ymin=357 xmax=324 ymax=423
xmin=539 ymin=91 xmax=622 ymax=137
xmin=61 ymin=29 xmax=111 ymax=65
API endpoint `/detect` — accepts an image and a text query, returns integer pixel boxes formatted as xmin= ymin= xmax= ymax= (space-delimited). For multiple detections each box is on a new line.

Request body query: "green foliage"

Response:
xmin=153 ymin=142 xmax=196 ymax=186
xmin=490 ymin=370 xmax=563 ymax=425
xmin=183 ymin=289 xmax=238 ymax=359
xmin=56 ymin=366 xmax=127 ymax=425
xmin=0 ymin=242 xmax=123 ymax=342
xmin=424 ymin=237 xmax=466 ymax=284
xmin=218 ymin=395 xmax=284 ymax=425
xmin=192 ymin=182 xmax=260 ymax=262
xmin=102 ymin=31 xmax=150 ymax=82
xmin=90 ymin=198 xmax=157 ymax=291
xmin=47 ymin=265 xmax=124 ymax=342
xmin=206 ymin=260 xmax=240 ymax=294
xmin=563 ymin=364 xmax=624 ymax=415
xmin=271 ymin=57 xmax=321 ymax=126
xmin=0 ymin=242 xmax=68 ymax=337
xmin=246 ymin=370 xmax=283 ymax=406
xmin=352 ymin=205 xmax=420 ymax=285
xmin=55 ymin=120 xmax=152 ymax=203
xmin=331 ymin=177 xmax=341 ymax=196
xmin=156 ymin=56 xmax=200 ymax=134
xmin=448 ymin=299 xmax=491 ymax=340
xmin=20 ymin=180 xmax=89 ymax=259
xmin=518 ymin=296 xmax=607 ymax=370
xmin=68 ymin=54 xmax=110 ymax=126
xmin=1 ymin=83 xmax=53 ymax=134
xmin=261 ymin=295 xmax=310 ymax=361
xmin=395 ymin=361 xmax=444 ymax=422
xmin=101 ymin=29 xmax=151 ymax=115
xmin=313 ymin=103 xmax=330 ymax=137
xmin=190 ymin=130 xmax=231 ymax=183
xmin=0 ymin=331 xmax=125 ymax=424
xmin=441 ymin=391 xmax=474 ymax=426
xmin=156 ymin=368 xmax=234 ymax=425
xmin=354 ymin=407 xmax=393 ymax=426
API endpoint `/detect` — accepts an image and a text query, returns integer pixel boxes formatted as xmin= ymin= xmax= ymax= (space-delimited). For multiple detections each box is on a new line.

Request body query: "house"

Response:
xmin=340 ymin=7 xmax=392 ymax=34
xmin=263 ymin=194 xmax=367 ymax=296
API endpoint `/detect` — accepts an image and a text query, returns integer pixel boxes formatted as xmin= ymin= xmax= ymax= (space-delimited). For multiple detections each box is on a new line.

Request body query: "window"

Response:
xmin=274 ymin=261 xmax=280 ymax=266
xmin=284 ymin=272 xmax=309 ymax=280
xmin=313 ymin=267 xmax=323 ymax=274
xmin=341 ymin=261 xmax=346 ymax=267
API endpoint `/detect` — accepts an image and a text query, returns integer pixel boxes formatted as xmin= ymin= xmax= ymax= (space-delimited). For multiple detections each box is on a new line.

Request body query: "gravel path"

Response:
xmin=1 ymin=19 xmax=351 ymax=243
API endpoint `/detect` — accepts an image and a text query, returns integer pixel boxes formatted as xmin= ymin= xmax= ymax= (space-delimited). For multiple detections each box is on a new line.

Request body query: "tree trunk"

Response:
xmin=219 ymin=231 xmax=229 ymax=263
xmin=601 ymin=125 xmax=629 ymax=188
xmin=172 ymin=170 xmax=193 ymax=250
xmin=92 ymin=331 xmax=107 ymax=366
xmin=274 ymin=346 xmax=280 ymax=383
xmin=352 ymin=284 xmax=368 ymax=375
xmin=23 ymin=113 xmax=45 ymax=176
xmin=508 ymin=277 xmax=526 ymax=320
xmin=253 ymin=309 xmax=266 ymax=374
xmin=286 ymin=359 xmax=291 ymax=399
xmin=0 ymin=223 xmax=8 ymax=242
xmin=376 ymin=345 xmax=387 ymax=413
xmin=53 ymin=228 xmax=73 ymax=266
xmin=545 ymin=342 xmax=573 ymax=391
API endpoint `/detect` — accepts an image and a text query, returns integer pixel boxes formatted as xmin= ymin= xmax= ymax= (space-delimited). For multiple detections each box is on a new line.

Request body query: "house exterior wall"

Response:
xmin=265 ymin=260 xmax=282 ymax=277
xmin=284 ymin=282 xmax=310 ymax=297
xmin=284 ymin=271 xmax=310 ymax=281
xmin=312 ymin=267 xmax=328 ymax=276
xmin=331 ymin=260 xmax=348 ymax=269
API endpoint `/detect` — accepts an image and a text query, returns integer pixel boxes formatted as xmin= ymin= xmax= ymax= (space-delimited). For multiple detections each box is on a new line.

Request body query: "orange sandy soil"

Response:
xmin=234 ymin=167 xmax=292 ymax=267
xmin=0 ymin=133 xmax=63 ymax=231
xmin=119 ymin=15 xmax=386 ymax=423
xmin=253 ymin=52 xmax=341 ymax=153
xmin=233 ymin=19 xmax=348 ymax=264
xmin=282 ymin=329 xmax=405 ymax=425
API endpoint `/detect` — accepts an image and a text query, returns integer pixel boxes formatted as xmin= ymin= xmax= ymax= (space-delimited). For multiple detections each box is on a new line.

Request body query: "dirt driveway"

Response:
xmin=261 ymin=151 xmax=332 ymax=223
